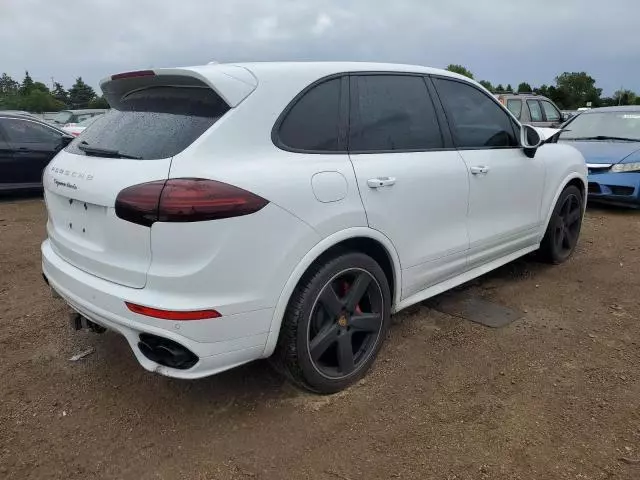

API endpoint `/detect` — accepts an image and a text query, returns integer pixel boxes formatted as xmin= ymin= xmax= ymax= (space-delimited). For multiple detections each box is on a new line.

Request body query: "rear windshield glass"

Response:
xmin=65 ymin=86 xmax=229 ymax=160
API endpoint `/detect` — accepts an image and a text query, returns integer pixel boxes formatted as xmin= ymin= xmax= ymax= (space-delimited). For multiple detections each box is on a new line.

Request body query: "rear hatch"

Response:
xmin=44 ymin=65 xmax=257 ymax=288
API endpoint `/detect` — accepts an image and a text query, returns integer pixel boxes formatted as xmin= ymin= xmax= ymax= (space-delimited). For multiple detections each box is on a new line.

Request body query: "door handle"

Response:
xmin=367 ymin=177 xmax=396 ymax=189
xmin=470 ymin=166 xmax=490 ymax=175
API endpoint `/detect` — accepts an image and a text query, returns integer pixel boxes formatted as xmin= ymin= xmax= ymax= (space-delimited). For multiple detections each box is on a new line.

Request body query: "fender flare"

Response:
xmin=539 ymin=172 xmax=587 ymax=242
xmin=262 ymin=227 xmax=402 ymax=357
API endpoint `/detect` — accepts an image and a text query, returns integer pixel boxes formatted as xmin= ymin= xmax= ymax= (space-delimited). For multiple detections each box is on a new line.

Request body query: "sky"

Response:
xmin=1 ymin=0 xmax=639 ymax=95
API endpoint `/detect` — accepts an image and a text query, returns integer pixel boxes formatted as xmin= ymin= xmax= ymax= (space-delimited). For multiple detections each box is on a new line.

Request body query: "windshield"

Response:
xmin=51 ymin=111 xmax=72 ymax=124
xmin=560 ymin=111 xmax=640 ymax=140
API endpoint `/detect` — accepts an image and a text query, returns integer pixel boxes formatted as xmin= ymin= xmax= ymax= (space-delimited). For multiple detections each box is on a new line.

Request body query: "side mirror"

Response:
xmin=521 ymin=124 xmax=543 ymax=158
xmin=561 ymin=112 xmax=570 ymax=122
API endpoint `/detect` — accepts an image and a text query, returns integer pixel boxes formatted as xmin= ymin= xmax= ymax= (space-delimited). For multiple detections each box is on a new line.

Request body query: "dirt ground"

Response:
xmin=1 ymin=195 xmax=639 ymax=480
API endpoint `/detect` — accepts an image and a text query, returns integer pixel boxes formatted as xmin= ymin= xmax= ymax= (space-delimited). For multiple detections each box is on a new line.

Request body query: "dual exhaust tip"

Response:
xmin=138 ymin=333 xmax=199 ymax=370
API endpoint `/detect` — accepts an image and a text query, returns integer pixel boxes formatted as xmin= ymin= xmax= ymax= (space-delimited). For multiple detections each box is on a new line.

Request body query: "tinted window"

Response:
xmin=434 ymin=78 xmax=518 ymax=148
xmin=278 ymin=78 xmax=342 ymax=151
xmin=527 ymin=100 xmax=543 ymax=122
xmin=541 ymin=101 xmax=560 ymax=122
xmin=66 ymin=87 xmax=229 ymax=160
xmin=350 ymin=75 xmax=442 ymax=152
xmin=506 ymin=99 xmax=522 ymax=119
xmin=0 ymin=118 xmax=62 ymax=143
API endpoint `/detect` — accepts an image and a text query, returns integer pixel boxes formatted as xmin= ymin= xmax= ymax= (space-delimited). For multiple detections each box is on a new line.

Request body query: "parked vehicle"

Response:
xmin=49 ymin=109 xmax=106 ymax=126
xmin=41 ymin=62 xmax=587 ymax=393
xmin=61 ymin=115 xmax=100 ymax=137
xmin=0 ymin=110 xmax=39 ymax=119
xmin=495 ymin=92 xmax=568 ymax=127
xmin=0 ymin=113 xmax=73 ymax=192
xmin=559 ymin=106 xmax=640 ymax=207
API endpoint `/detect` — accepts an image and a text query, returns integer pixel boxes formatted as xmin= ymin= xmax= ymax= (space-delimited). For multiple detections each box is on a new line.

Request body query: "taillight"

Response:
xmin=115 ymin=178 xmax=268 ymax=227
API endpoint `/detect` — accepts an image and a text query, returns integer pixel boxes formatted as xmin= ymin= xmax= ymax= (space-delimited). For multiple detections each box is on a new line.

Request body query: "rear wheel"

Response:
xmin=274 ymin=252 xmax=391 ymax=394
xmin=539 ymin=185 xmax=583 ymax=264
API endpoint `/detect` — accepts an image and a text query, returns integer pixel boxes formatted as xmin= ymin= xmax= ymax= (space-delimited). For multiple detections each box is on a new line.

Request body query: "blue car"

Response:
xmin=559 ymin=106 xmax=640 ymax=208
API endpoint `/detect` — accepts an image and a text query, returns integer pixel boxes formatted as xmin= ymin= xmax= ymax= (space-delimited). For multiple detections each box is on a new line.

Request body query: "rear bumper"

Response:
xmin=42 ymin=239 xmax=272 ymax=379
xmin=587 ymin=171 xmax=640 ymax=207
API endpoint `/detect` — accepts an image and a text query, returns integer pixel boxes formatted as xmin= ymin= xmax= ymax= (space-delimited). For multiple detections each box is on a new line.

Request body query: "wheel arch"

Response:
xmin=262 ymin=228 xmax=402 ymax=357
xmin=540 ymin=172 xmax=587 ymax=240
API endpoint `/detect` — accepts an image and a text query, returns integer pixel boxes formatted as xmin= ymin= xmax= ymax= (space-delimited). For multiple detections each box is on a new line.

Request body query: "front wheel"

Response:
xmin=539 ymin=185 xmax=584 ymax=264
xmin=274 ymin=252 xmax=391 ymax=394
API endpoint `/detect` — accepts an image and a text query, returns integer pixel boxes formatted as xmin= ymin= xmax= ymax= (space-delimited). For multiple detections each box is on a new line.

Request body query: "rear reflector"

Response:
xmin=115 ymin=178 xmax=268 ymax=227
xmin=126 ymin=302 xmax=221 ymax=320
xmin=111 ymin=70 xmax=156 ymax=80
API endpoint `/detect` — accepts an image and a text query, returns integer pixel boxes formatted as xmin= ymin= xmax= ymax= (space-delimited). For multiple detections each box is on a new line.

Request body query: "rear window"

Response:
xmin=65 ymin=86 xmax=229 ymax=160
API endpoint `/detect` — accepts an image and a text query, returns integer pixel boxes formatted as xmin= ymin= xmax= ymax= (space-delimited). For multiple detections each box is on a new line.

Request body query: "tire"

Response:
xmin=273 ymin=251 xmax=391 ymax=394
xmin=539 ymin=185 xmax=584 ymax=264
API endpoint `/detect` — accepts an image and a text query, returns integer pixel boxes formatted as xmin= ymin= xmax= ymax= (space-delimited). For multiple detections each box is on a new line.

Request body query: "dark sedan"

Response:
xmin=0 ymin=112 xmax=74 ymax=192
xmin=559 ymin=106 xmax=640 ymax=208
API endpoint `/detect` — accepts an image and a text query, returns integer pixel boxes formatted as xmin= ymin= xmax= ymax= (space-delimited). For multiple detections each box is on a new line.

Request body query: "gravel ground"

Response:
xmin=1 ymin=196 xmax=639 ymax=480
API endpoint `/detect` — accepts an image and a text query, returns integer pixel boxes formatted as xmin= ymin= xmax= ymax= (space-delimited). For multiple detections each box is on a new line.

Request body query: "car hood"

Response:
xmin=559 ymin=140 xmax=640 ymax=165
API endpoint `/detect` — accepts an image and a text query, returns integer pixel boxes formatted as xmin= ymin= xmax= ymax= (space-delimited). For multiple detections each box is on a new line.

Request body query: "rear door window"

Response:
xmin=433 ymin=78 xmax=518 ymax=149
xmin=541 ymin=100 xmax=561 ymax=122
xmin=349 ymin=75 xmax=443 ymax=152
xmin=527 ymin=100 xmax=543 ymax=122
xmin=1 ymin=118 xmax=62 ymax=144
xmin=277 ymin=78 xmax=343 ymax=151
xmin=65 ymin=87 xmax=230 ymax=160
xmin=506 ymin=99 xmax=522 ymax=119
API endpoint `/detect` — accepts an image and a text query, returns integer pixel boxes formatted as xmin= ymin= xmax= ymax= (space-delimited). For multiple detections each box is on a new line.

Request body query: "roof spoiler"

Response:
xmin=100 ymin=64 xmax=258 ymax=109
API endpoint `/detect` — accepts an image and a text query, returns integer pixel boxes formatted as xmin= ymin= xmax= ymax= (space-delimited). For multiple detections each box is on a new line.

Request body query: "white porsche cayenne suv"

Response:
xmin=42 ymin=62 xmax=587 ymax=393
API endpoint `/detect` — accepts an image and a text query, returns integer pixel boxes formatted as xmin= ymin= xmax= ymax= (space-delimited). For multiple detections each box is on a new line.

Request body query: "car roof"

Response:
xmin=0 ymin=112 xmax=67 ymax=131
xmin=582 ymin=105 xmax=640 ymax=113
xmin=232 ymin=61 xmax=481 ymax=85
xmin=103 ymin=61 xmax=487 ymax=109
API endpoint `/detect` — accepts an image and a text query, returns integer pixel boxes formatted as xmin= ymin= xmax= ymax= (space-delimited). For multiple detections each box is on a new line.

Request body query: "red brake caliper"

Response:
xmin=341 ymin=281 xmax=362 ymax=314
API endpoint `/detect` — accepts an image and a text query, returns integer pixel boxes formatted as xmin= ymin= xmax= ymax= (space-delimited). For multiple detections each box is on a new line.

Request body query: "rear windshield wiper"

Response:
xmin=78 ymin=141 xmax=142 ymax=159
xmin=565 ymin=135 xmax=640 ymax=142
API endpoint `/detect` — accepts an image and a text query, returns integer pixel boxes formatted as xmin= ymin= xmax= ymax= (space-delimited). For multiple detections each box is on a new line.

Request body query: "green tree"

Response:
xmin=555 ymin=72 xmax=602 ymax=110
xmin=613 ymin=89 xmax=637 ymax=106
xmin=52 ymin=82 xmax=69 ymax=106
xmin=517 ymin=82 xmax=532 ymax=93
xmin=19 ymin=71 xmax=35 ymax=96
xmin=18 ymin=90 xmax=65 ymax=112
xmin=505 ymin=84 xmax=513 ymax=92
xmin=0 ymin=73 xmax=19 ymax=96
xmin=32 ymin=81 xmax=50 ymax=93
xmin=68 ymin=77 xmax=96 ymax=108
xmin=495 ymin=84 xmax=505 ymax=93
xmin=479 ymin=80 xmax=493 ymax=91
xmin=446 ymin=64 xmax=474 ymax=79
xmin=88 ymin=96 xmax=110 ymax=109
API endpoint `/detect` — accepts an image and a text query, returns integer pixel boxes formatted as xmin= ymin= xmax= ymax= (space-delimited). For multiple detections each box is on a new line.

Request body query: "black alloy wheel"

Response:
xmin=553 ymin=192 xmax=582 ymax=257
xmin=274 ymin=252 xmax=391 ymax=394
xmin=308 ymin=268 xmax=384 ymax=379
xmin=540 ymin=185 xmax=584 ymax=264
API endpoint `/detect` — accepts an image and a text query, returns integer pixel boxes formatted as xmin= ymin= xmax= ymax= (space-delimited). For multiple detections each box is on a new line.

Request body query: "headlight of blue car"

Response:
xmin=611 ymin=162 xmax=640 ymax=173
